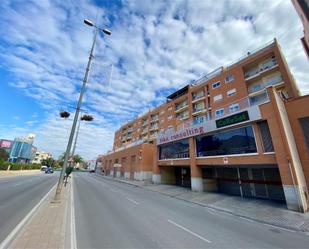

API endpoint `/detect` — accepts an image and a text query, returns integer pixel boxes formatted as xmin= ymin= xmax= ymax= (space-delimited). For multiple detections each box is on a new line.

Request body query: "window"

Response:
xmin=215 ymin=108 xmax=224 ymax=118
xmin=225 ymin=75 xmax=235 ymax=83
xmin=213 ymin=94 xmax=223 ymax=102
xmin=167 ymin=107 xmax=173 ymax=111
xmin=299 ymin=117 xmax=309 ymax=153
xmin=229 ymin=103 xmax=239 ymax=113
xmin=159 ymin=139 xmax=189 ymax=159
xmin=196 ymin=126 xmax=257 ymax=157
xmin=159 ymin=119 xmax=164 ymax=124
xmin=258 ymin=121 xmax=274 ymax=152
xmin=159 ymin=110 xmax=165 ymax=115
xmin=227 ymin=88 xmax=236 ymax=97
xmin=212 ymin=81 xmax=221 ymax=89
xmin=167 ymin=115 xmax=172 ymax=120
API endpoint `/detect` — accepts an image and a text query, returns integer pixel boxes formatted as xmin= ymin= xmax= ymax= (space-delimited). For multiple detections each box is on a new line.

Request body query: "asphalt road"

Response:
xmin=74 ymin=173 xmax=309 ymax=249
xmin=0 ymin=172 xmax=57 ymax=243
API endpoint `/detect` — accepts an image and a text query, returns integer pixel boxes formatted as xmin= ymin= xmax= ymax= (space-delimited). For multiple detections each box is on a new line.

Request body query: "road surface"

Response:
xmin=74 ymin=173 xmax=309 ymax=249
xmin=0 ymin=172 xmax=57 ymax=243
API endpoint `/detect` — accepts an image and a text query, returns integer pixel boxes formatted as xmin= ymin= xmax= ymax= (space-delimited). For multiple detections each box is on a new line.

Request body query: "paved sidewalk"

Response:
xmin=0 ymin=170 xmax=41 ymax=178
xmin=100 ymin=175 xmax=309 ymax=233
xmin=8 ymin=179 xmax=73 ymax=249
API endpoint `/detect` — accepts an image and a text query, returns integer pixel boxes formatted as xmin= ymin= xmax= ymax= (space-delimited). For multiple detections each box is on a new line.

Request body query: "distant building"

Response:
xmin=32 ymin=151 xmax=52 ymax=164
xmin=0 ymin=139 xmax=13 ymax=155
xmin=292 ymin=0 xmax=309 ymax=58
xmin=9 ymin=134 xmax=37 ymax=164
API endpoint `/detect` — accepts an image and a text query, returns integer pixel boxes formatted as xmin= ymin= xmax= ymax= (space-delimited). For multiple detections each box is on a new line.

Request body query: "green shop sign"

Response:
xmin=216 ymin=111 xmax=249 ymax=128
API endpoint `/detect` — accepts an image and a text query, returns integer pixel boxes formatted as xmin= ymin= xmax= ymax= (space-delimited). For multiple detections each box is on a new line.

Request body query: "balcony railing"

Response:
xmin=176 ymin=113 xmax=189 ymax=120
xmin=186 ymin=92 xmax=269 ymax=127
xmin=248 ymin=75 xmax=283 ymax=94
xmin=175 ymin=101 xmax=188 ymax=111
xmin=150 ymin=124 xmax=159 ymax=130
xmin=193 ymin=106 xmax=206 ymax=114
xmin=192 ymin=93 xmax=205 ymax=101
xmin=244 ymin=58 xmax=277 ymax=79
xmin=142 ymin=120 xmax=148 ymax=126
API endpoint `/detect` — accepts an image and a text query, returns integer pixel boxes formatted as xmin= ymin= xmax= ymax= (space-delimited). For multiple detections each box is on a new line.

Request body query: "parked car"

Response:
xmin=89 ymin=169 xmax=95 ymax=173
xmin=45 ymin=167 xmax=54 ymax=174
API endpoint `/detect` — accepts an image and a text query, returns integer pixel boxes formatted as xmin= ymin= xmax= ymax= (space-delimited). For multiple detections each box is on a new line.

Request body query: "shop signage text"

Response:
xmin=158 ymin=125 xmax=205 ymax=144
xmin=216 ymin=111 xmax=249 ymax=128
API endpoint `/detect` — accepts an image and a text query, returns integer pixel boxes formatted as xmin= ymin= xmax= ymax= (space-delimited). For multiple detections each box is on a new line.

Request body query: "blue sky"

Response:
xmin=0 ymin=0 xmax=308 ymax=160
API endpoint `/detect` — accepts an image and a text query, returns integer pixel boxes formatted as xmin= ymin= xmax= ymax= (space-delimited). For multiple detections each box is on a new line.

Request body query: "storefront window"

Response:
xmin=159 ymin=139 xmax=189 ymax=159
xmin=196 ymin=126 xmax=257 ymax=157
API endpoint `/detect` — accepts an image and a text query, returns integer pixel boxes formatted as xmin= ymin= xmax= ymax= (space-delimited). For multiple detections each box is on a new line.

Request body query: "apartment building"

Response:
xmin=101 ymin=39 xmax=309 ymax=212
xmin=292 ymin=0 xmax=309 ymax=58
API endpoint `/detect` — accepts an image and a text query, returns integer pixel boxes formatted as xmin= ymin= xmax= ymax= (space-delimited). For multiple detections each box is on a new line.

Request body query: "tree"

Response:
xmin=41 ymin=158 xmax=55 ymax=167
xmin=0 ymin=148 xmax=9 ymax=161
xmin=73 ymin=154 xmax=83 ymax=164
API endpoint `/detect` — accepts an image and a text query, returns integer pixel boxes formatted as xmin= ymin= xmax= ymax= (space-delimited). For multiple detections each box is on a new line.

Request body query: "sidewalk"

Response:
xmin=101 ymin=175 xmax=309 ymax=233
xmin=0 ymin=170 xmax=41 ymax=178
xmin=7 ymin=179 xmax=73 ymax=249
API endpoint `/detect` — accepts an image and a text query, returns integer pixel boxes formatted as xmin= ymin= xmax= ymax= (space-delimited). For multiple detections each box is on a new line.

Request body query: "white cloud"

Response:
xmin=0 ymin=0 xmax=308 ymax=159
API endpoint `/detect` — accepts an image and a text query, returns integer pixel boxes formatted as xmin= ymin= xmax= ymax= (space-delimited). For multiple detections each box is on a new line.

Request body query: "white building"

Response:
xmin=32 ymin=151 xmax=52 ymax=164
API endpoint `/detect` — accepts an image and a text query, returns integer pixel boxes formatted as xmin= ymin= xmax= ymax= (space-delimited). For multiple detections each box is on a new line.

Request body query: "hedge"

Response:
xmin=0 ymin=162 xmax=41 ymax=170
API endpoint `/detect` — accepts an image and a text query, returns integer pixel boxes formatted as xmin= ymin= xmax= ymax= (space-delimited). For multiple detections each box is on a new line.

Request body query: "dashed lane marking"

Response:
xmin=167 ymin=219 xmax=211 ymax=243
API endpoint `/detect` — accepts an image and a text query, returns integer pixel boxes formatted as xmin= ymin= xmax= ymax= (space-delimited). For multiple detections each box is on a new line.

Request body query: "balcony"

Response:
xmin=248 ymin=75 xmax=283 ymax=94
xmin=176 ymin=112 xmax=189 ymax=120
xmin=192 ymin=107 xmax=207 ymax=116
xmin=127 ymin=127 xmax=133 ymax=132
xmin=192 ymin=93 xmax=205 ymax=103
xmin=142 ymin=120 xmax=148 ymax=126
xmin=175 ymin=101 xmax=189 ymax=113
xmin=150 ymin=124 xmax=159 ymax=130
xmin=244 ymin=57 xmax=278 ymax=81
xmin=141 ymin=129 xmax=148 ymax=134
xmin=150 ymin=116 xmax=159 ymax=123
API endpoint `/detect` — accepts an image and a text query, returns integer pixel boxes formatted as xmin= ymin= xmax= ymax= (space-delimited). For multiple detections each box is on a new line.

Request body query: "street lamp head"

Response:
xmin=84 ymin=19 xmax=94 ymax=27
xmin=102 ymin=28 xmax=111 ymax=35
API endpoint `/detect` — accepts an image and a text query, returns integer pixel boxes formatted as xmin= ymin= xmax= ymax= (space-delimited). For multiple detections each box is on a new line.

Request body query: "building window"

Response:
xmin=225 ymin=75 xmax=235 ymax=83
xmin=167 ymin=115 xmax=172 ymax=120
xmin=159 ymin=110 xmax=165 ymax=115
xmin=167 ymin=107 xmax=173 ymax=111
xmin=159 ymin=139 xmax=189 ymax=159
xmin=212 ymin=81 xmax=221 ymax=89
xmin=258 ymin=121 xmax=274 ymax=152
xmin=215 ymin=108 xmax=224 ymax=118
xmin=227 ymin=88 xmax=236 ymax=97
xmin=229 ymin=103 xmax=239 ymax=113
xmin=213 ymin=94 xmax=223 ymax=102
xmin=299 ymin=117 xmax=309 ymax=153
xmin=196 ymin=126 xmax=257 ymax=157
xmin=159 ymin=119 xmax=164 ymax=124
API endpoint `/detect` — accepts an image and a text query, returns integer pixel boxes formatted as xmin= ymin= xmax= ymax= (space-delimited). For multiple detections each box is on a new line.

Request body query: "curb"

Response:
xmin=99 ymin=174 xmax=309 ymax=235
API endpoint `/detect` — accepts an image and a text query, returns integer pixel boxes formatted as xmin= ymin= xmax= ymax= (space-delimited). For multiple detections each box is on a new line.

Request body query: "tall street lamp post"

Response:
xmin=54 ymin=19 xmax=111 ymax=200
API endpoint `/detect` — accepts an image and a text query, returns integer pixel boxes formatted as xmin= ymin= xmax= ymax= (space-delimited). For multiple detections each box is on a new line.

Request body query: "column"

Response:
xmin=189 ymin=137 xmax=203 ymax=192
xmin=152 ymin=144 xmax=161 ymax=184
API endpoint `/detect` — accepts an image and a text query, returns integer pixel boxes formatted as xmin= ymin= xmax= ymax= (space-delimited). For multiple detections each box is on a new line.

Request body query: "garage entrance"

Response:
xmin=160 ymin=166 xmax=191 ymax=188
xmin=202 ymin=165 xmax=285 ymax=201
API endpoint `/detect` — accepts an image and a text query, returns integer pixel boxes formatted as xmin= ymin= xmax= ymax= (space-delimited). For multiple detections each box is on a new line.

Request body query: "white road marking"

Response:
xmin=167 ymin=219 xmax=211 ymax=243
xmin=0 ymin=183 xmax=57 ymax=249
xmin=126 ymin=197 xmax=139 ymax=205
xmin=71 ymin=176 xmax=77 ymax=249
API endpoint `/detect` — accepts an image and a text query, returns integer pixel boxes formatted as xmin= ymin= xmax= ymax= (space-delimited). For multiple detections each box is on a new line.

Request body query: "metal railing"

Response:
xmin=248 ymin=75 xmax=283 ymax=94
xmin=244 ymin=58 xmax=277 ymax=79
xmin=175 ymin=101 xmax=188 ymax=111
xmin=160 ymin=91 xmax=270 ymax=135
